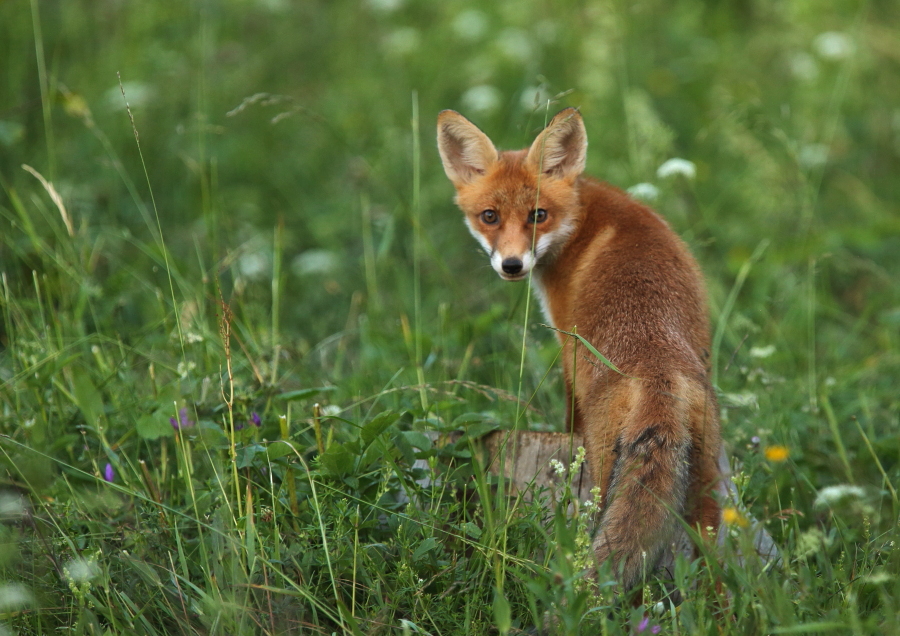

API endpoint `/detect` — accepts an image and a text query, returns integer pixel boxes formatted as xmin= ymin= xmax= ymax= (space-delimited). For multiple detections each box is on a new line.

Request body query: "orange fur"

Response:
xmin=437 ymin=108 xmax=722 ymax=589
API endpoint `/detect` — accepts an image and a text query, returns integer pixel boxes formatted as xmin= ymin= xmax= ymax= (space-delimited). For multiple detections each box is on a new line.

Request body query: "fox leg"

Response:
xmin=685 ymin=451 xmax=722 ymax=545
xmin=565 ymin=381 xmax=585 ymax=433
xmin=685 ymin=388 xmax=723 ymax=544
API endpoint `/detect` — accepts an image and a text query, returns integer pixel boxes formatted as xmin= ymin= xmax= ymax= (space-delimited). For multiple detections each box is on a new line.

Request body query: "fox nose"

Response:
xmin=501 ymin=257 xmax=523 ymax=276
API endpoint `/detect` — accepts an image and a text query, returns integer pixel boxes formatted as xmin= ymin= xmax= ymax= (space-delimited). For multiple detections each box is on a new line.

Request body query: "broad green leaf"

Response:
xmin=136 ymin=412 xmax=174 ymax=440
xmin=393 ymin=431 xmax=416 ymax=466
xmin=412 ymin=537 xmax=437 ymax=561
xmin=361 ymin=411 xmax=399 ymax=448
xmin=265 ymin=440 xmax=295 ymax=460
xmin=401 ymin=430 xmax=433 ymax=452
xmin=72 ymin=372 xmax=103 ymax=425
xmin=451 ymin=412 xmax=487 ymax=427
xmin=319 ymin=443 xmax=354 ymax=476
xmin=461 ymin=521 xmax=482 ymax=539
xmin=493 ymin=588 xmax=511 ymax=635
xmin=237 ymin=443 xmax=266 ymax=469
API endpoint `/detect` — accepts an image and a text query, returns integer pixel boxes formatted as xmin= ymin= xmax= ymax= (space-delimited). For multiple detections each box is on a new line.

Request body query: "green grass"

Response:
xmin=1 ymin=0 xmax=899 ymax=633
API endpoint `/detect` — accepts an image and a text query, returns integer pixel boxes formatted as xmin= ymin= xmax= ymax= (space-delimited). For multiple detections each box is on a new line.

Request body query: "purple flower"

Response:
xmin=170 ymin=407 xmax=195 ymax=430
xmin=251 ymin=412 xmax=261 ymax=427
xmin=103 ymin=463 xmax=115 ymax=483
xmin=651 ymin=627 xmax=661 ymax=635
xmin=636 ymin=617 xmax=649 ymax=633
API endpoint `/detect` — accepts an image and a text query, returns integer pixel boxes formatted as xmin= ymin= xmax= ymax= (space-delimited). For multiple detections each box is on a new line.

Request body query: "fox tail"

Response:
xmin=592 ymin=377 xmax=695 ymax=589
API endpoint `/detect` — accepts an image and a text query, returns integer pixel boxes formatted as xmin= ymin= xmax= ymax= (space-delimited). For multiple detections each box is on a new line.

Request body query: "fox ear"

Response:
xmin=437 ymin=110 xmax=499 ymax=187
xmin=525 ymin=108 xmax=587 ymax=180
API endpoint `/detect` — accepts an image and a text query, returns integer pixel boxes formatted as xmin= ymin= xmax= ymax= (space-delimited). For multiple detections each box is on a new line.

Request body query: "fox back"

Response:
xmin=437 ymin=108 xmax=722 ymax=590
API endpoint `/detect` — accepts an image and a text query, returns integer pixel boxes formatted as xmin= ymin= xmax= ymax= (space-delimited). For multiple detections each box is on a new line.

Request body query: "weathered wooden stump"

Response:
xmin=480 ymin=430 xmax=779 ymax=572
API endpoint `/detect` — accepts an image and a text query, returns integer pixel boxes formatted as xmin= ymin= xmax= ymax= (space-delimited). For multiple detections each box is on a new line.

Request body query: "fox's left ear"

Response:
xmin=525 ymin=108 xmax=587 ymax=181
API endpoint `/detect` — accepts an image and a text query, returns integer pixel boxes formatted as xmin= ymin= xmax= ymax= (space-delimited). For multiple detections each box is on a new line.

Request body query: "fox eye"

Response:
xmin=480 ymin=210 xmax=499 ymax=224
xmin=529 ymin=209 xmax=548 ymax=223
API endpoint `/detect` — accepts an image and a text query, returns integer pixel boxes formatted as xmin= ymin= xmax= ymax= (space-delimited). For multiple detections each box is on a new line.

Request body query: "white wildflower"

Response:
xmin=519 ymin=85 xmax=550 ymax=111
xmin=177 ymin=360 xmax=196 ymax=379
xmin=452 ymin=9 xmax=488 ymax=40
xmin=0 ymin=492 xmax=26 ymax=519
xmin=656 ymin=158 xmax=696 ymax=180
xmin=749 ymin=345 xmax=776 ymax=359
xmin=64 ymin=557 xmax=99 ymax=583
xmin=722 ymin=392 xmax=759 ymax=410
xmin=238 ymin=251 xmax=269 ymax=279
xmin=813 ymin=32 xmax=855 ymax=61
xmin=0 ymin=583 xmax=32 ymax=611
xmin=105 ymin=82 xmax=154 ymax=111
xmin=292 ymin=249 xmax=338 ymax=276
xmin=796 ymin=527 xmax=826 ymax=559
xmin=789 ymin=52 xmax=819 ymax=81
xmin=185 ymin=332 xmax=204 ymax=344
xmin=498 ymin=28 xmax=533 ymax=63
xmin=627 ymin=183 xmax=659 ymax=202
xmin=461 ymin=85 xmax=502 ymax=114
xmin=549 ymin=459 xmax=566 ymax=476
xmin=367 ymin=0 xmax=403 ymax=12
xmin=814 ymin=484 xmax=866 ymax=508
xmin=862 ymin=571 xmax=893 ymax=586
xmin=321 ymin=404 xmax=342 ymax=417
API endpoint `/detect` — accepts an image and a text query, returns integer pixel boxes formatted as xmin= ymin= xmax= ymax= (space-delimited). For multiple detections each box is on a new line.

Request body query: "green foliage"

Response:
xmin=1 ymin=0 xmax=899 ymax=634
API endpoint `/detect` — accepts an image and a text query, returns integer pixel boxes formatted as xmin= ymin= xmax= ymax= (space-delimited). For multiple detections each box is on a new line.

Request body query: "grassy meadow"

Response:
xmin=1 ymin=0 xmax=899 ymax=633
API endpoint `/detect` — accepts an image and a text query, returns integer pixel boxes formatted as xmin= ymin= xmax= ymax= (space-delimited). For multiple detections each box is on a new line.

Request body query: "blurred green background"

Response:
xmin=4 ymin=0 xmax=898 ymax=428
xmin=2 ymin=0 xmax=900 ymax=538
xmin=1 ymin=0 xmax=899 ymax=632
xmin=3 ymin=0 xmax=898 ymax=348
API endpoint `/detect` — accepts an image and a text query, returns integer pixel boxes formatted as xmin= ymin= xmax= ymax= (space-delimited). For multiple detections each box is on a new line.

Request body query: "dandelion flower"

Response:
xmin=722 ymin=507 xmax=749 ymax=528
xmin=764 ymin=445 xmax=789 ymax=462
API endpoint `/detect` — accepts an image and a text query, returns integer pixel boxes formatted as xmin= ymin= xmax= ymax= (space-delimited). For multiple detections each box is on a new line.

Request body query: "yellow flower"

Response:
xmin=764 ymin=445 xmax=790 ymax=462
xmin=722 ymin=507 xmax=749 ymax=528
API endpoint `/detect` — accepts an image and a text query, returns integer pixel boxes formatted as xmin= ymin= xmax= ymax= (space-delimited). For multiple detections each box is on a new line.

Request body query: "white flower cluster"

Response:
xmin=549 ymin=459 xmax=566 ymax=476
xmin=814 ymin=484 xmax=865 ymax=508
xmin=656 ymin=158 xmax=697 ymax=180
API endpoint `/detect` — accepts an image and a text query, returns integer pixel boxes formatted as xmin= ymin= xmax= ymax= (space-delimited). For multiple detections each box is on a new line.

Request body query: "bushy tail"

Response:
xmin=592 ymin=379 xmax=693 ymax=589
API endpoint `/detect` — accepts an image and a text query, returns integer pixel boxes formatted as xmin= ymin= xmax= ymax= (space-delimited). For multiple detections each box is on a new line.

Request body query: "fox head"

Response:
xmin=437 ymin=108 xmax=588 ymax=280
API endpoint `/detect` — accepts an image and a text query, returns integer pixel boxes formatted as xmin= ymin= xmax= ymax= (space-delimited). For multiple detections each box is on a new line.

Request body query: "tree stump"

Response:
xmin=480 ymin=429 xmax=779 ymax=571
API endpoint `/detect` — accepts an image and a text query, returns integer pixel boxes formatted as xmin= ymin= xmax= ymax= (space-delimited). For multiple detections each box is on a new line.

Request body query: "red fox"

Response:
xmin=437 ymin=108 xmax=722 ymax=589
